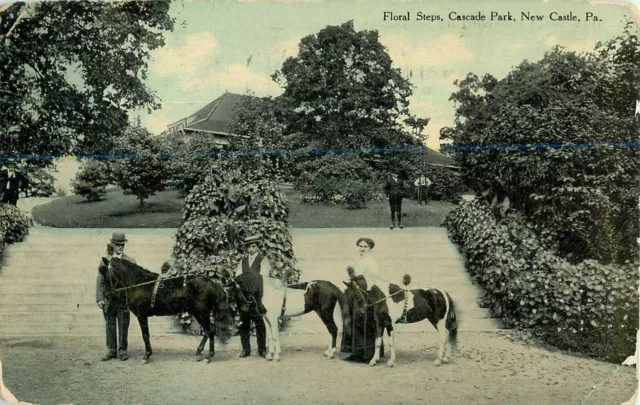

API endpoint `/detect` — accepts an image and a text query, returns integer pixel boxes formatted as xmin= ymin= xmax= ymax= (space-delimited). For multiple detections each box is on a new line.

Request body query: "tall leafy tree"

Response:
xmin=272 ymin=21 xmax=426 ymax=150
xmin=0 ymin=1 xmax=174 ymax=162
xmin=444 ymin=23 xmax=639 ymax=265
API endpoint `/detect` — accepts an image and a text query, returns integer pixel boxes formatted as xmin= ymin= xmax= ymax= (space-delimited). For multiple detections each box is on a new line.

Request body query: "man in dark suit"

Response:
xmin=96 ymin=232 xmax=136 ymax=361
xmin=234 ymin=234 xmax=269 ymax=358
xmin=0 ymin=160 xmax=29 ymax=206
xmin=384 ymin=171 xmax=406 ymax=229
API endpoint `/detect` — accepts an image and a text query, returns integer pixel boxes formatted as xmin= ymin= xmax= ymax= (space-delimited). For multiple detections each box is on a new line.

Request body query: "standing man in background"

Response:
xmin=96 ymin=232 xmax=136 ymax=361
xmin=384 ymin=171 xmax=406 ymax=229
xmin=0 ymin=159 xmax=29 ymax=206
xmin=414 ymin=174 xmax=432 ymax=205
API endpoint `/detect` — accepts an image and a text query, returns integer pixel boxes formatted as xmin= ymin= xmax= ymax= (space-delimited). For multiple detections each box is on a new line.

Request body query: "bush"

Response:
xmin=110 ymin=121 xmax=169 ymax=207
xmin=294 ymin=153 xmax=381 ymax=209
xmin=21 ymin=165 xmax=56 ymax=197
xmin=71 ymin=159 xmax=110 ymax=202
xmin=444 ymin=34 xmax=640 ymax=265
xmin=0 ymin=204 xmax=31 ymax=243
xmin=407 ymin=165 xmax=463 ymax=204
xmin=444 ymin=199 xmax=638 ymax=362
xmin=163 ymin=136 xmax=224 ymax=196
xmin=170 ymin=159 xmax=300 ymax=333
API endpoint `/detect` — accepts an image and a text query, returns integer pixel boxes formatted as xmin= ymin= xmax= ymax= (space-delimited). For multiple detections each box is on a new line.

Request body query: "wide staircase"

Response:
xmin=0 ymin=227 xmax=503 ymax=338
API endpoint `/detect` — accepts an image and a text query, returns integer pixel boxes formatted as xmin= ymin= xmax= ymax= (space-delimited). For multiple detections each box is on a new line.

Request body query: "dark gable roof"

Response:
xmin=184 ymin=92 xmax=250 ymax=134
xmin=423 ymin=148 xmax=456 ymax=167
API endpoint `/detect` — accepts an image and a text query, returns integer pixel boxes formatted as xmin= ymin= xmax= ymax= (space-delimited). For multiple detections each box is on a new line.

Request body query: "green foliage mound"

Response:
xmin=443 ymin=25 xmax=639 ymax=265
xmin=71 ymin=159 xmax=110 ymax=202
xmin=294 ymin=153 xmax=383 ymax=209
xmin=172 ymin=160 xmax=299 ymax=284
xmin=444 ymin=199 xmax=638 ymax=362
xmin=0 ymin=204 xmax=30 ymax=244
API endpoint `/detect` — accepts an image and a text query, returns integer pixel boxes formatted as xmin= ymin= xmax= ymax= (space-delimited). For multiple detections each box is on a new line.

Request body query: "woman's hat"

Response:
xmin=356 ymin=237 xmax=375 ymax=249
xmin=244 ymin=234 xmax=262 ymax=245
xmin=110 ymin=232 xmax=128 ymax=246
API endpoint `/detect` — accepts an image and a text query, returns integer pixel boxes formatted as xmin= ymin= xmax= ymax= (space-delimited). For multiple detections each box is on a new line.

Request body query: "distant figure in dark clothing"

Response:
xmin=384 ymin=172 xmax=406 ymax=229
xmin=0 ymin=161 xmax=29 ymax=206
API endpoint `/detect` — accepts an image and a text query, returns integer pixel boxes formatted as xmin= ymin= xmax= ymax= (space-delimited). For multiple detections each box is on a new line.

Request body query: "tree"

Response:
xmin=444 ymin=24 xmax=639 ymax=265
xmin=0 ymin=1 xmax=174 ymax=162
xmin=71 ymin=159 xmax=110 ymax=202
xmin=272 ymin=21 xmax=426 ymax=150
xmin=110 ymin=120 xmax=168 ymax=207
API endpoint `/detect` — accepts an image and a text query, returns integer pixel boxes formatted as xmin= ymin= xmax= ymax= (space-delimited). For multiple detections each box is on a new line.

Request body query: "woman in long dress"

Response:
xmin=342 ymin=237 xmax=384 ymax=362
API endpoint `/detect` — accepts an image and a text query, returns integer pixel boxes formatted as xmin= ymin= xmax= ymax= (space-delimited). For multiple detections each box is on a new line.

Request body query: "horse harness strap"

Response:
xmin=401 ymin=290 xmax=410 ymax=322
xmin=150 ymin=277 xmax=164 ymax=308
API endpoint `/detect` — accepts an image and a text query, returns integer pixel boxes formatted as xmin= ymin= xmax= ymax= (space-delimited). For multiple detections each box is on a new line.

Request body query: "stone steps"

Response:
xmin=0 ymin=227 xmax=504 ymax=337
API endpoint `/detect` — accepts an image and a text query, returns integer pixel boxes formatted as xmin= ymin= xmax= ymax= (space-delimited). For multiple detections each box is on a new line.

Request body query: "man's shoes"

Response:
xmin=101 ymin=353 xmax=117 ymax=361
xmin=119 ymin=353 xmax=129 ymax=361
xmin=399 ymin=224 xmax=404 ymax=229
xmin=390 ymin=224 xmax=395 ymax=229
xmin=238 ymin=351 xmax=251 ymax=358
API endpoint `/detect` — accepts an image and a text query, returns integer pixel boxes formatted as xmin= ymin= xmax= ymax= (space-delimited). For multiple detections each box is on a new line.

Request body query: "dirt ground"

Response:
xmin=0 ymin=330 xmax=636 ymax=405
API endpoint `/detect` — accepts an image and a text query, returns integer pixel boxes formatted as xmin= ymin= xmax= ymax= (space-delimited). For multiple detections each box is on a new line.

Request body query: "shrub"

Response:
xmin=110 ymin=122 xmax=169 ymax=207
xmin=444 ymin=33 xmax=640 ymax=265
xmin=170 ymin=159 xmax=300 ymax=333
xmin=408 ymin=165 xmax=463 ymax=204
xmin=164 ymin=136 xmax=224 ymax=195
xmin=0 ymin=204 xmax=30 ymax=243
xmin=71 ymin=159 xmax=110 ymax=202
xmin=21 ymin=165 xmax=56 ymax=197
xmin=444 ymin=199 xmax=638 ymax=362
xmin=294 ymin=153 xmax=380 ymax=209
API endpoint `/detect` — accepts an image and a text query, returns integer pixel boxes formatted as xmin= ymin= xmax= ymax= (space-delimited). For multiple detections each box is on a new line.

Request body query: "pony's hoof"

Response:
xmin=327 ymin=353 xmax=335 ymax=360
xmin=387 ymin=361 xmax=395 ymax=368
xmin=266 ymin=353 xmax=274 ymax=361
xmin=204 ymin=358 xmax=211 ymax=364
xmin=273 ymin=355 xmax=280 ymax=362
xmin=442 ymin=357 xmax=450 ymax=364
xmin=434 ymin=359 xmax=442 ymax=366
xmin=141 ymin=358 xmax=150 ymax=365
xmin=195 ymin=355 xmax=203 ymax=362
xmin=369 ymin=359 xmax=377 ymax=367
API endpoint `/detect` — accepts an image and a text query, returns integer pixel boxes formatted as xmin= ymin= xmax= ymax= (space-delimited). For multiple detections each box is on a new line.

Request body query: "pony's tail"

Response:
xmin=445 ymin=292 xmax=458 ymax=351
xmin=337 ymin=289 xmax=350 ymax=333
xmin=213 ymin=283 xmax=235 ymax=344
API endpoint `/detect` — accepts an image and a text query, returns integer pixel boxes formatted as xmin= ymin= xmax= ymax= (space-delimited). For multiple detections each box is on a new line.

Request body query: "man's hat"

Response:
xmin=244 ymin=234 xmax=261 ymax=245
xmin=110 ymin=232 xmax=128 ymax=246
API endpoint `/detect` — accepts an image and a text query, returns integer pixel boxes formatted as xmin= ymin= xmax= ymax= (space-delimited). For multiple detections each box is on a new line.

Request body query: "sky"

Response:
xmin=135 ymin=0 xmax=639 ymax=150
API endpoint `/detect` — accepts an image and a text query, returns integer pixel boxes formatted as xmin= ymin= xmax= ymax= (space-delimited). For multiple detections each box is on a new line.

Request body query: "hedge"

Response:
xmin=0 ymin=204 xmax=31 ymax=244
xmin=444 ymin=198 xmax=638 ymax=362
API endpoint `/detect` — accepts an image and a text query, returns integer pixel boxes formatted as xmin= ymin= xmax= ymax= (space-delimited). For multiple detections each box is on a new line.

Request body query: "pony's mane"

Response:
xmin=113 ymin=258 xmax=158 ymax=280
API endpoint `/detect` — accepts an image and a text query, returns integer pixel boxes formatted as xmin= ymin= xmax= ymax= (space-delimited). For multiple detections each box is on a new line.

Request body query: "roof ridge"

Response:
xmin=190 ymin=92 xmax=227 ymax=127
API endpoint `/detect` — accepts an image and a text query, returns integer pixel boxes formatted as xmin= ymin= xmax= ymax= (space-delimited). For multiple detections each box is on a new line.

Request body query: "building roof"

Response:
xmin=422 ymin=148 xmax=456 ymax=167
xmin=171 ymin=92 xmax=250 ymax=135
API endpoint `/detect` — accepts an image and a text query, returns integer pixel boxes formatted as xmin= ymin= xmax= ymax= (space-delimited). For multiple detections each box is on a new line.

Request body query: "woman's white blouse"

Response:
xmin=352 ymin=255 xmax=383 ymax=286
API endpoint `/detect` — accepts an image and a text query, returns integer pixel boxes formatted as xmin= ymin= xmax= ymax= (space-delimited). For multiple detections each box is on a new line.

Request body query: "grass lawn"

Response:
xmin=32 ymin=186 xmax=458 ymax=228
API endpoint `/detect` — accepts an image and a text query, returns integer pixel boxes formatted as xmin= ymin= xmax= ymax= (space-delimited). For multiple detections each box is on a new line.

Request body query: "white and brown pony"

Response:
xmin=346 ymin=275 xmax=458 ymax=367
xmin=260 ymin=278 xmax=349 ymax=362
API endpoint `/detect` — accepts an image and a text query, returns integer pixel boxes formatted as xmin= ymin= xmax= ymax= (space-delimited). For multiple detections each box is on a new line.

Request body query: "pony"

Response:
xmin=102 ymin=258 xmax=235 ymax=364
xmin=258 ymin=278 xmax=350 ymax=362
xmin=345 ymin=275 xmax=458 ymax=367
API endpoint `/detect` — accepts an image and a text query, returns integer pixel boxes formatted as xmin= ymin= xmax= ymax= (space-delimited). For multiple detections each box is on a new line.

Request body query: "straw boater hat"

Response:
xmin=110 ymin=232 xmax=128 ymax=246
xmin=244 ymin=234 xmax=261 ymax=245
